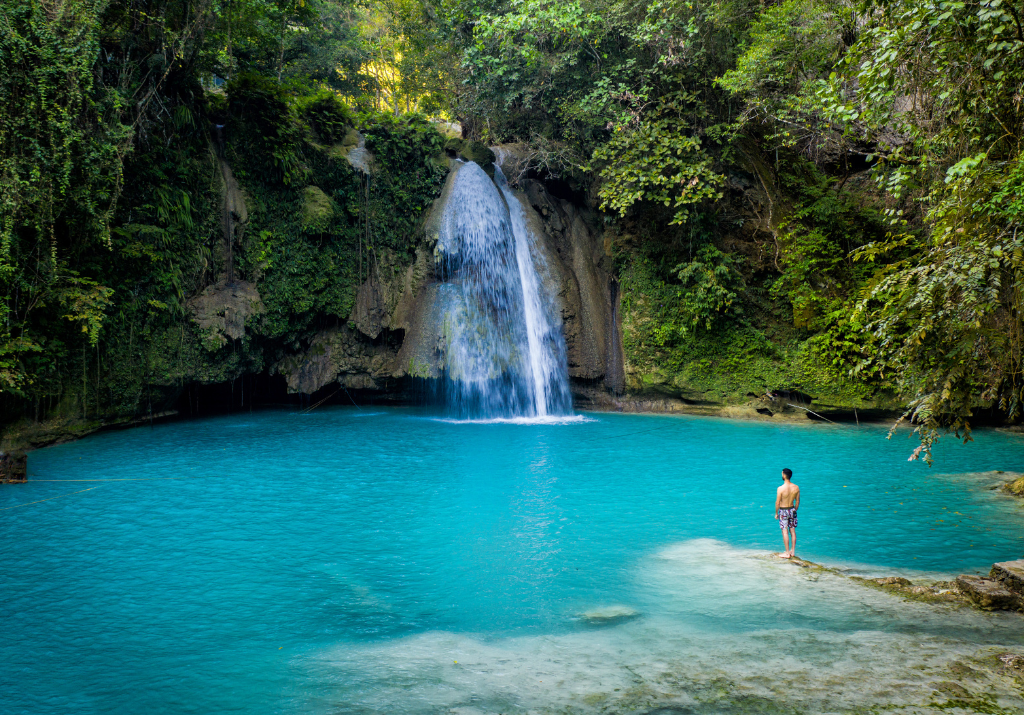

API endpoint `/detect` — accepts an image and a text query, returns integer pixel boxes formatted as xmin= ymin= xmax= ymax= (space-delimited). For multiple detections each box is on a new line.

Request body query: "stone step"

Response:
xmin=991 ymin=560 xmax=1024 ymax=594
xmin=955 ymin=575 xmax=1020 ymax=611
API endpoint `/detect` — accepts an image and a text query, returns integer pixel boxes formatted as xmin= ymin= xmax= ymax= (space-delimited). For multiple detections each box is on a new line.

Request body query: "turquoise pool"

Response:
xmin=2 ymin=408 xmax=1023 ymax=713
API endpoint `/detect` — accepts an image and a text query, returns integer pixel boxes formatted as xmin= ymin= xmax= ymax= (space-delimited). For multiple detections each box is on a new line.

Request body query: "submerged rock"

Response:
xmin=581 ymin=606 xmax=639 ymax=623
xmin=955 ymin=575 xmax=1020 ymax=611
xmin=948 ymin=660 xmax=980 ymax=679
xmin=874 ymin=576 xmax=913 ymax=587
xmin=934 ymin=680 xmax=971 ymax=699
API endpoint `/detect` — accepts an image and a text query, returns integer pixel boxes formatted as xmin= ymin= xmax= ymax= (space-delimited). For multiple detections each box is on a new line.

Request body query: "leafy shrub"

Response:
xmin=227 ymin=72 xmax=304 ymax=185
xmin=300 ymin=91 xmax=353 ymax=144
xmin=672 ymin=245 xmax=746 ymax=334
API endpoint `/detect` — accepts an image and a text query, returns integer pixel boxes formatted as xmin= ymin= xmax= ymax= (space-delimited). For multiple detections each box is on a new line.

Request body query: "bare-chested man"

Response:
xmin=775 ymin=468 xmax=800 ymax=559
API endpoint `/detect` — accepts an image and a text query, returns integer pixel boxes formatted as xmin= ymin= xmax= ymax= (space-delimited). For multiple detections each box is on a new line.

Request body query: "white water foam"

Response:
xmin=430 ymin=414 xmax=595 ymax=426
xmin=312 ymin=539 xmax=1024 ymax=714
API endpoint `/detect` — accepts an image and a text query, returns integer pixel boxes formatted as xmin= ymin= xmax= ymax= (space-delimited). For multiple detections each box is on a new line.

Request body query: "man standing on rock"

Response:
xmin=776 ymin=468 xmax=800 ymax=559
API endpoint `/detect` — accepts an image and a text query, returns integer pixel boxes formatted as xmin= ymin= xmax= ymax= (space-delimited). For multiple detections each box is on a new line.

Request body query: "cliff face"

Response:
xmin=0 ymin=131 xmax=899 ymax=455
xmin=193 ymin=150 xmax=890 ymax=424
xmin=271 ymin=159 xmax=627 ymax=402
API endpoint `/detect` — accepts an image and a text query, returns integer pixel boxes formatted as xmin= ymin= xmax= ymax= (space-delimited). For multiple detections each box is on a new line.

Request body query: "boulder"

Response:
xmin=459 ymin=140 xmax=495 ymax=167
xmin=299 ymin=186 xmax=333 ymax=233
xmin=340 ymin=132 xmax=372 ymax=174
xmin=1004 ymin=475 xmax=1024 ymax=496
xmin=991 ymin=560 xmax=1024 ymax=594
xmin=274 ymin=325 xmax=398 ymax=395
xmin=0 ymin=451 xmax=27 ymax=482
xmin=188 ymin=279 xmax=264 ymax=348
xmin=955 ymin=575 xmax=1019 ymax=611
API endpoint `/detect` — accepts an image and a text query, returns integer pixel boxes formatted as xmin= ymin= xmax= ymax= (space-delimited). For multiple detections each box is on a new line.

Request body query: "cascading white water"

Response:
xmin=495 ymin=167 xmax=569 ymax=418
xmin=434 ymin=161 xmax=571 ymax=419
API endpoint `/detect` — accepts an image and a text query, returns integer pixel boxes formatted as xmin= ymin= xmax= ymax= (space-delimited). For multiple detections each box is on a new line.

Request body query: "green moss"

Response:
xmin=298 ymin=186 xmax=334 ymax=233
xmin=1005 ymin=476 xmax=1024 ymax=496
xmin=617 ymin=246 xmax=892 ymax=410
xmin=443 ymin=137 xmax=463 ymax=154
xmin=341 ymin=128 xmax=361 ymax=148
xmin=458 ymin=140 xmax=495 ymax=166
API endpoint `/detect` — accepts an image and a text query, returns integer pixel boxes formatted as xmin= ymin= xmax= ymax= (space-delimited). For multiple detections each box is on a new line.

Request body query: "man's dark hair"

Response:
xmin=782 ymin=468 xmax=793 ymax=479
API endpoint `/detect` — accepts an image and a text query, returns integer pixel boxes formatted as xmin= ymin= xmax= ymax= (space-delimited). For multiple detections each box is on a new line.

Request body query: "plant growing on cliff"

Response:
xmin=591 ymin=93 xmax=726 ymax=226
xmin=822 ymin=0 xmax=1024 ymax=460
xmin=672 ymin=245 xmax=745 ymax=334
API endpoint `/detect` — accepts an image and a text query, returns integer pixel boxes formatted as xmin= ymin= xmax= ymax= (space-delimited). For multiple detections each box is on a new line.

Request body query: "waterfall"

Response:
xmin=433 ymin=161 xmax=572 ymax=419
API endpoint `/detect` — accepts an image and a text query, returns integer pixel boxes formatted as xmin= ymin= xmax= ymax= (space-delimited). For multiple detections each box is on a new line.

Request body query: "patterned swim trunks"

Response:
xmin=778 ymin=507 xmax=797 ymax=530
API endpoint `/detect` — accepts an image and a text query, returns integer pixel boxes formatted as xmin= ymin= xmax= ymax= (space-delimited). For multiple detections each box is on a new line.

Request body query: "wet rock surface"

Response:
xmin=0 ymin=450 xmax=27 ymax=482
xmin=992 ymin=559 xmax=1024 ymax=594
xmin=274 ymin=326 xmax=399 ymax=395
xmin=956 ymin=575 xmax=1020 ymax=611
xmin=518 ymin=178 xmax=624 ymax=392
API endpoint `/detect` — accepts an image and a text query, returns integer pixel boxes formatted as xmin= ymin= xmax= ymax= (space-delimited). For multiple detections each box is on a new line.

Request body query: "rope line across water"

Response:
xmin=28 ymin=475 xmax=221 ymax=482
xmin=0 ymin=486 xmax=102 ymax=511
xmin=2 ymin=475 xmax=222 ymax=511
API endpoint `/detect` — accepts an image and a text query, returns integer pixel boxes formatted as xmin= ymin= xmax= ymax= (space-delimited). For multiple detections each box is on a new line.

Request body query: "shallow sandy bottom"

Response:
xmin=318 ymin=540 xmax=1024 ymax=714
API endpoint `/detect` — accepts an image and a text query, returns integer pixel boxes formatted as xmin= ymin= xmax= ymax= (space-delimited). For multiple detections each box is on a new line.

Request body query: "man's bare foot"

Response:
xmin=779 ymin=553 xmax=791 ymax=559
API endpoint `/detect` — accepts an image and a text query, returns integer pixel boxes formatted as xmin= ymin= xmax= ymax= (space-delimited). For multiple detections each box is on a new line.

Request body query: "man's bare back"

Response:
xmin=775 ymin=469 xmax=800 ymax=558
xmin=777 ymin=482 xmax=799 ymax=509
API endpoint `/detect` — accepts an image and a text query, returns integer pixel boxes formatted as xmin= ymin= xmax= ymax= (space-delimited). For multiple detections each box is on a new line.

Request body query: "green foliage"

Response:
xmin=459 ymin=0 xmax=741 ymax=176
xmin=672 ymin=245 xmax=745 ymax=334
xmin=591 ymin=93 xmax=725 ymax=225
xmin=300 ymin=91 xmax=355 ymax=143
xmin=617 ymin=238 xmax=745 ymax=351
xmin=618 ymin=246 xmax=876 ymax=405
xmin=0 ymin=0 xmax=448 ymax=425
xmin=5 ymin=0 xmax=1024 ymax=462
xmin=769 ymin=161 xmax=882 ymax=329
xmin=815 ymin=0 xmax=1024 ymax=459
xmin=718 ymin=0 xmax=853 ymax=145
xmin=228 ymin=72 xmax=306 ymax=185
xmin=231 ymin=105 xmax=447 ymax=344
xmin=0 ymin=1 xmax=131 ymax=392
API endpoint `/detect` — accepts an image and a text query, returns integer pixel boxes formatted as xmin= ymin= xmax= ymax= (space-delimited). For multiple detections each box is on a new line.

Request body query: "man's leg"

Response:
xmin=781 ymin=527 xmax=790 ymax=557
xmin=789 ymin=528 xmax=796 ymax=557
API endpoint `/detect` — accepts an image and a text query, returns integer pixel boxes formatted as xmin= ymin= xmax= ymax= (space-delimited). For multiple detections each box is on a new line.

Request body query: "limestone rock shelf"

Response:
xmin=956 ymin=575 xmax=1020 ymax=611
xmin=847 ymin=559 xmax=1024 ymax=613
xmin=992 ymin=559 xmax=1024 ymax=593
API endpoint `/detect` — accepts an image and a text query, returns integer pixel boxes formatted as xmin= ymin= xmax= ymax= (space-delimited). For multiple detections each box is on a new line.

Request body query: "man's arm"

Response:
xmin=775 ymin=487 xmax=781 ymax=517
xmin=794 ymin=487 xmax=800 ymax=510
